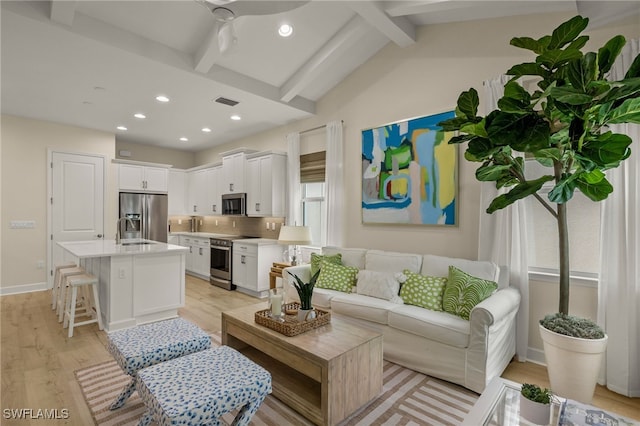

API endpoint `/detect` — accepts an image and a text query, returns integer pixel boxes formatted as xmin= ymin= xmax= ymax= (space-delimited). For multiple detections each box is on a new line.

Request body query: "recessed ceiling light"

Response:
xmin=202 ymin=127 xmax=212 ymax=132
xmin=278 ymin=23 xmax=293 ymax=37
xmin=230 ymin=114 xmax=241 ymax=121
xmin=134 ymin=113 xmax=146 ymax=119
xmin=180 ymin=137 xmax=188 ymax=142
xmin=155 ymin=95 xmax=170 ymax=103
xmin=117 ymin=126 xmax=128 ymax=131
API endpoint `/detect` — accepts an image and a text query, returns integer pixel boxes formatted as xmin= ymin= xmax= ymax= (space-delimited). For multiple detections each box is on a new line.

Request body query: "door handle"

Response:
xmin=96 ymin=234 xmax=103 ymax=238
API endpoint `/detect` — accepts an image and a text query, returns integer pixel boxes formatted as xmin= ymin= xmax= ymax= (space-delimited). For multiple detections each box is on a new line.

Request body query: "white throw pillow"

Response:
xmin=356 ymin=270 xmax=404 ymax=303
xmin=365 ymin=249 xmax=423 ymax=273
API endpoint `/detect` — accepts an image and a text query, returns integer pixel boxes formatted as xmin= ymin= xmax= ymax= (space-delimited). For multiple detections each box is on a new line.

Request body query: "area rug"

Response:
xmin=75 ymin=334 xmax=478 ymax=426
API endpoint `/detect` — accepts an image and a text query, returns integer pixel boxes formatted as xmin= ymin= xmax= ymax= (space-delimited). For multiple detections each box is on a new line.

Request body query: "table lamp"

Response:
xmin=278 ymin=225 xmax=312 ymax=265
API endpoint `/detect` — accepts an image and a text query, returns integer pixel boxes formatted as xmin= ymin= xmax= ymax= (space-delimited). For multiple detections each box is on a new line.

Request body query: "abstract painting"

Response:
xmin=361 ymin=111 xmax=457 ymax=225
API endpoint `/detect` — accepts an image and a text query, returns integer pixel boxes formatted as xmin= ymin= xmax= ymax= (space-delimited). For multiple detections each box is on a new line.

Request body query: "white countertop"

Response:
xmin=57 ymin=239 xmax=188 ymax=258
xmin=233 ymin=238 xmax=280 ymax=245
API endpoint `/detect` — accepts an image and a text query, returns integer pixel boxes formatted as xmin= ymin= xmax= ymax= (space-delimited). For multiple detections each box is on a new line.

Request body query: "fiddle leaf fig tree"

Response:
xmin=439 ymin=15 xmax=640 ymax=336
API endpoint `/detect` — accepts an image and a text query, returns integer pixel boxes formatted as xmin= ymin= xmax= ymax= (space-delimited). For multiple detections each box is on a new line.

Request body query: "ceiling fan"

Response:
xmin=195 ymin=0 xmax=310 ymax=53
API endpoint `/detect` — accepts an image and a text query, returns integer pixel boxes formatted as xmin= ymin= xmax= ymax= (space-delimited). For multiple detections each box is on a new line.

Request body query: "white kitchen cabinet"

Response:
xmin=205 ymin=165 xmax=222 ymax=215
xmin=222 ymin=152 xmax=246 ymax=194
xmin=232 ymin=241 xmax=282 ymax=298
xmin=168 ymin=169 xmax=187 ymax=215
xmin=181 ymin=235 xmax=210 ymax=278
xmin=246 ymin=152 xmax=286 ymax=217
xmin=187 ymin=169 xmax=207 ymax=215
xmin=119 ymin=164 xmax=168 ymax=192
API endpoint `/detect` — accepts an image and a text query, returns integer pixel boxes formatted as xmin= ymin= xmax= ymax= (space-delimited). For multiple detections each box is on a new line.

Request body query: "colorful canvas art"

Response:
xmin=361 ymin=111 xmax=457 ymax=225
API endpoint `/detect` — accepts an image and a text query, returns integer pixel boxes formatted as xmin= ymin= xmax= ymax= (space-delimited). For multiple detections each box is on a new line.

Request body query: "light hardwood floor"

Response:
xmin=1 ymin=275 xmax=638 ymax=425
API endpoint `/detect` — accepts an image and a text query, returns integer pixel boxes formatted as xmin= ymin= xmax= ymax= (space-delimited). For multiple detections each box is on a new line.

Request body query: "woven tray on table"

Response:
xmin=254 ymin=302 xmax=331 ymax=337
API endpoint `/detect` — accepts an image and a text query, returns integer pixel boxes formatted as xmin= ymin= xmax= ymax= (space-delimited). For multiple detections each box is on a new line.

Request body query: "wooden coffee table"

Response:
xmin=221 ymin=303 xmax=383 ymax=426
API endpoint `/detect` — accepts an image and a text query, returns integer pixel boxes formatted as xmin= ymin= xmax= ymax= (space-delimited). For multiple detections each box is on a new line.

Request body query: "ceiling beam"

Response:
xmin=50 ymin=0 xmax=77 ymax=26
xmin=385 ymin=0 xmax=469 ymax=17
xmin=349 ymin=1 xmax=416 ymax=48
xmin=576 ymin=1 xmax=640 ymax=29
xmin=194 ymin=22 xmax=222 ymax=74
xmin=279 ymin=16 xmax=372 ymax=103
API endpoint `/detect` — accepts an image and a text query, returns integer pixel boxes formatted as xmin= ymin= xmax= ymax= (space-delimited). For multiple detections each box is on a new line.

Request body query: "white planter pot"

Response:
xmin=519 ymin=394 xmax=551 ymax=425
xmin=539 ymin=324 xmax=608 ymax=403
xmin=297 ymin=308 xmax=316 ymax=322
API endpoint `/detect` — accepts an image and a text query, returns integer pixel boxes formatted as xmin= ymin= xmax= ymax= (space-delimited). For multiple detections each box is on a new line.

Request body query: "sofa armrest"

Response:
xmin=470 ymin=287 xmax=521 ymax=326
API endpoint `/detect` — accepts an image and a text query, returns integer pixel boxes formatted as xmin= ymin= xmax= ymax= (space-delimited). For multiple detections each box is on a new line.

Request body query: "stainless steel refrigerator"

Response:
xmin=119 ymin=192 xmax=168 ymax=243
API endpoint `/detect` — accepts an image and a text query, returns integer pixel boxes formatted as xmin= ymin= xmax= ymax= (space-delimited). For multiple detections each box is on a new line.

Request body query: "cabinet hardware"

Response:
xmin=230 ymin=183 xmax=234 ymax=192
xmin=189 ymin=247 xmax=192 ymax=254
xmin=199 ymin=247 xmax=203 ymax=255
xmin=241 ymin=255 xmax=246 ymax=264
xmin=256 ymin=203 xmax=260 ymax=211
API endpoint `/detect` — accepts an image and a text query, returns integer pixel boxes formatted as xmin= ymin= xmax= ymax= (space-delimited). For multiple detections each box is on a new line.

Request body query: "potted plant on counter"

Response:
xmin=439 ymin=15 xmax=640 ymax=402
xmin=520 ymin=383 xmax=554 ymax=425
xmin=288 ymin=270 xmax=320 ymax=322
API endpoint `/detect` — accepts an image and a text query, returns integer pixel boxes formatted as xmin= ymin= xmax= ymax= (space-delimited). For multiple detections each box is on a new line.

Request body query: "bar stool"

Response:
xmin=51 ymin=262 xmax=79 ymax=310
xmin=56 ymin=266 xmax=86 ymax=322
xmin=63 ymin=273 xmax=103 ymax=338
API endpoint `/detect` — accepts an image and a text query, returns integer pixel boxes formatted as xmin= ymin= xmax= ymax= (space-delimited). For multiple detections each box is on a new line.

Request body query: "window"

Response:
xmin=301 ymin=182 xmax=326 ymax=248
xmin=524 ymin=160 xmax=601 ymax=279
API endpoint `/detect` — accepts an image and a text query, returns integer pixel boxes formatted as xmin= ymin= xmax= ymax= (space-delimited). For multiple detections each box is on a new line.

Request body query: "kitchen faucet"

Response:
xmin=116 ymin=217 xmax=136 ymax=244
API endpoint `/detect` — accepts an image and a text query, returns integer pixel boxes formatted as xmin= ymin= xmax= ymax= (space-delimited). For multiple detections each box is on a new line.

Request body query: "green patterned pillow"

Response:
xmin=310 ymin=253 xmax=342 ymax=276
xmin=399 ymin=270 xmax=447 ymax=311
xmin=316 ymin=260 xmax=357 ymax=293
xmin=443 ymin=265 xmax=498 ymax=320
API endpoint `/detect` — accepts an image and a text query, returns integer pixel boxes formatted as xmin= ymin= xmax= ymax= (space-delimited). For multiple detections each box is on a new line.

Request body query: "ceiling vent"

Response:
xmin=215 ymin=96 xmax=239 ymax=107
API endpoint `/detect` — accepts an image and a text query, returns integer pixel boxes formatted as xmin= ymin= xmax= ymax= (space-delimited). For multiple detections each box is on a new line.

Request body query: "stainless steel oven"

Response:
xmin=210 ymin=235 xmax=255 ymax=290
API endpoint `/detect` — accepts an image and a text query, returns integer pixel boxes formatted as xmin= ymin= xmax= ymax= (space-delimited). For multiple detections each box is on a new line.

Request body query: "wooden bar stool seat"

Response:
xmin=63 ymin=273 xmax=103 ymax=338
xmin=56 ymin=266 xmax=86 ymax=322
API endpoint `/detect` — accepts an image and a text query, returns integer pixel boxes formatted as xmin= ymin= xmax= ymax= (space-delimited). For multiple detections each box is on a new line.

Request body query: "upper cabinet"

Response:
xmin=246 ymin=152 xmax=286 ymax=217
xmin=186 ymin=163 xmax=222 ymax=215
xmin=221 ymin=152 xmax=246 ymax=194
xmin=118 ymin=163 xmax=169 ymax=193
xmin=168 ymin=169 xmax=187 ymax=215
xmin=205 ymin=165 xmax=223 ymax=215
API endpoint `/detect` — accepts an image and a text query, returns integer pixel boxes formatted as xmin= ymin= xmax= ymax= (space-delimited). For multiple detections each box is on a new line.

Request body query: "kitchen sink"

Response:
xmin=120 ymin=241 xmax=153 ymax=246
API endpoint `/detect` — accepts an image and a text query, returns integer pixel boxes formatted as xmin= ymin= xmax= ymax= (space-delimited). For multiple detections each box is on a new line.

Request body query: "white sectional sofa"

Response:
xmin=283 ymin=247 xmax=521 ymax=393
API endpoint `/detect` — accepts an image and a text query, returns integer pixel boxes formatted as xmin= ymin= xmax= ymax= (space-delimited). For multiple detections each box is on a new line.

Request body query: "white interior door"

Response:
xmin=49 ymin=152 xmax=105 ymax=287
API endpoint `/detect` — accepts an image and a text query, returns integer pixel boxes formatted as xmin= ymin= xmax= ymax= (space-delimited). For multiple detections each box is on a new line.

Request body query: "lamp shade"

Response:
xmin=278 ymin=225 xmax=312 ymax=245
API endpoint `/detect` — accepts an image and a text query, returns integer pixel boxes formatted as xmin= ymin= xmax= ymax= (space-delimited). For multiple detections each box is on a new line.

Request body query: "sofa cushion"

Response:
xmin=310 ymin=253 xmax=342 ymax=277
xmin=365 ymin=250 xmax=422 ymax=273
xmin=399 ymin=270 xmax=447 ymax=311
xmin=388 ymin=304 xmax=470 ymax=348
xmin=310 ymin=287 xmax=344 ymax=309
xmin=316 ymin=261 xmax=358 ymax=293
xmin=443 ymin=266 xmax=498 ymax=320
xmin=331 ymin=293 xmax=396 ymax=325
xmin=421 ymin=254 xmax=500 ymax=283
xmin=322 ymin=247 xmax=367 ymax=269
xmin=356 ymin=270 xmax=403 ymax=302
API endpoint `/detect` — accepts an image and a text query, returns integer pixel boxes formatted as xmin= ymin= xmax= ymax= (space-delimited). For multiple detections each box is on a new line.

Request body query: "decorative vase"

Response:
xmin=297 ymin=308 xmax=315 ymax=322
xmin=539 ymin=324 xmax=608 ymax=403
xmin=519 ymin=394 xmax=551 ymax=425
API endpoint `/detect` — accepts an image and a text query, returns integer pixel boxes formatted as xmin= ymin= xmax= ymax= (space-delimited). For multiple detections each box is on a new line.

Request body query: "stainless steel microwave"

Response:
xmin=221 ymin=193 xmax=247 ymax=216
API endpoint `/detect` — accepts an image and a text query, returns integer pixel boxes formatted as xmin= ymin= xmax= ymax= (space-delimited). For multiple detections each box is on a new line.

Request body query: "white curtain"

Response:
xmin=286 ymin=132 xmax=301 ymax=226
xmin=325 ymin=120 xmax=344 ymax=247
xmin=597 ymin=38 xmax=640 ymax=397
xmin=478 ymin=75 xmax=530 ymax=361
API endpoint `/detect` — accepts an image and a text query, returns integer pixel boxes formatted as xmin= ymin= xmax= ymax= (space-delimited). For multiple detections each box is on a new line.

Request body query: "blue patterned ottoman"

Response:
xmin=106 ymin=317 xmax=211 ymax=410
xmin=136 ymin=346 xmax=272 ymax=426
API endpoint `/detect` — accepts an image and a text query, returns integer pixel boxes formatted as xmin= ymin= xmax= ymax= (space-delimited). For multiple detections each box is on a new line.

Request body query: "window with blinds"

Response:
xmin=300 ymin=151 xmax=325 ymax=183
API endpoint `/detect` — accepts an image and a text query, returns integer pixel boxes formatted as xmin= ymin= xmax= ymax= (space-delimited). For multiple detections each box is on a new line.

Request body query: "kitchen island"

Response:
xmin=57 ymin=239 xmax=188 ymax=331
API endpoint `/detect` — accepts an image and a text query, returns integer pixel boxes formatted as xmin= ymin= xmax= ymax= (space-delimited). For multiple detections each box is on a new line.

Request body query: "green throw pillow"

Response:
xmin=443 ymin=265 xmax=498 ymax=320
xmin=310 ymin=253 xmax=342 ymax=277
xmin=399 ymin=270 xmax=447 ymax=311
xmin=316 ymin=260 xmax=357 ymax=293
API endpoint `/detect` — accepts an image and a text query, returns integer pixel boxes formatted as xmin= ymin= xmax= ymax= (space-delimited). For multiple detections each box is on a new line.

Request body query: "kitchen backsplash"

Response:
xmin=168 ymin=215 xmax=285 ymax=239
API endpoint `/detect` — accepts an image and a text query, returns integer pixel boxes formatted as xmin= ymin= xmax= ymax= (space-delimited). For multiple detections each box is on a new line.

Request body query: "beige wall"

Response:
xmin=116 ymin=140 xmax=196 ymax=169
xmin=1 ymin=115 xmax=118 ymax=291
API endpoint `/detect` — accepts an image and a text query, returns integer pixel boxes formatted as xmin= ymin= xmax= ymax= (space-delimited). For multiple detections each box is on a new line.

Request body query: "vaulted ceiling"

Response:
xmin=2 ymin=1 xmax=638 ymax=151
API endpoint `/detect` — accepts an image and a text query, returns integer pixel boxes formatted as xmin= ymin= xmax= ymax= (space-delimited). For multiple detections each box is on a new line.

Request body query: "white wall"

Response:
xmin=1 ymin=115 xmax=117 ymax=292
xmin=116 ymin=140 xmax=196 ymax=169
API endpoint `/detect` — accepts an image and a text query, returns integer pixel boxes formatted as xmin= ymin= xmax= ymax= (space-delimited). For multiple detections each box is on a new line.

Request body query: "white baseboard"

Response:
xmin=0 ymin=282 xmax=49 ymax=296
xmin=526 ymin=347 xmax=547 ymax=366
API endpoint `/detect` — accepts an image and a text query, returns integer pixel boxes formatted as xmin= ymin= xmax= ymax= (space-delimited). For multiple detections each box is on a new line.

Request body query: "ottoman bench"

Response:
xmin=106 ymin=317 xmax=211 ymax=410
xmin=136 ymin=345 xmax=272 ymax=426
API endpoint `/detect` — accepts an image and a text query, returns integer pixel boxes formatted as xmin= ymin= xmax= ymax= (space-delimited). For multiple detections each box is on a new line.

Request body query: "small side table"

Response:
xmin=269 ymin=262 xmax=291 ymax=289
